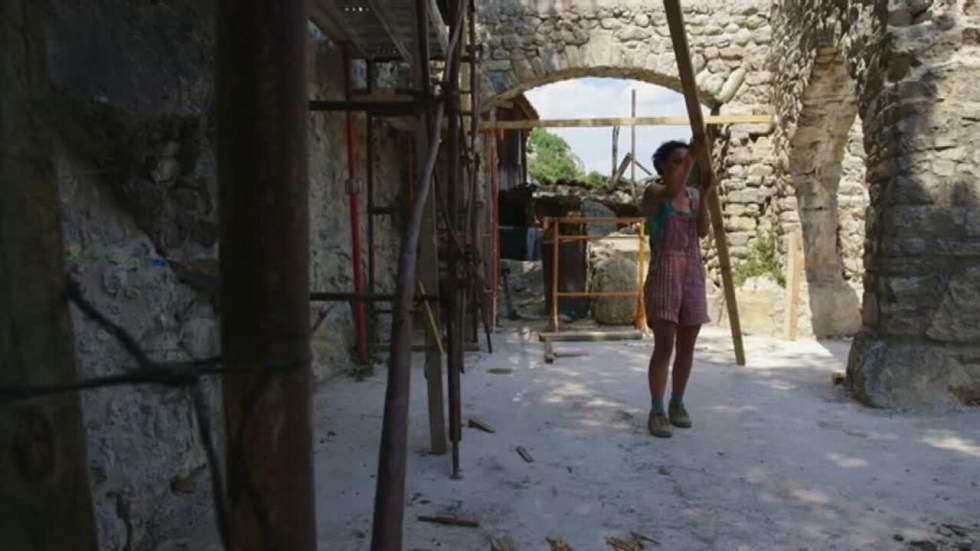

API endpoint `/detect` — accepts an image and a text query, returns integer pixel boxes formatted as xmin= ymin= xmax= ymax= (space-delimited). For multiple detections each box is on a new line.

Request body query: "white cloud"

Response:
xmin=524 ymin=78 xmax=706 ymax=177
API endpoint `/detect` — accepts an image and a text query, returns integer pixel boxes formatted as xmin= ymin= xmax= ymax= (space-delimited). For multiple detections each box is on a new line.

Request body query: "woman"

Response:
xmin=640 ymin=138 xmax=713 ymax=438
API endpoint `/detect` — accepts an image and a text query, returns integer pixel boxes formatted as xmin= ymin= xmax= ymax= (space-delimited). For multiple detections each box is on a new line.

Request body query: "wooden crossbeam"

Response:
xmin=482 ymin=114 xmax=771 ymax=130
xmin=664 ymin=0 xmax=746 ymax=365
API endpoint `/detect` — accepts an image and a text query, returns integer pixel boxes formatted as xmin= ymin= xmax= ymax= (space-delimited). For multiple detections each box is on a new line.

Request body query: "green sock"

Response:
xmin=670 ymin=394 xmax=684 ymax=406
xmin=651 ymin=399 xmax=665 ymax=413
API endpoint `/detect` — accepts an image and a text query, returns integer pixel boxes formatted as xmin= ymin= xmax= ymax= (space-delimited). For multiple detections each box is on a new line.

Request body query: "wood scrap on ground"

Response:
xmin=467 ymin=417 xmax=496 ymax=433
xmin=631 ymin=531 xmax=659 ymax=546
xmin=417 ymin=514 xmax=480 ymax=528
xmin=489 ymin=535 xmax=518 ymax=551
xmin=487 ymin=367 xmax=513 ymax=375
xmin=516 ymin=446 xmax=534 ymax=463
xmin=607 ymin=531 xmax=659 ymax=550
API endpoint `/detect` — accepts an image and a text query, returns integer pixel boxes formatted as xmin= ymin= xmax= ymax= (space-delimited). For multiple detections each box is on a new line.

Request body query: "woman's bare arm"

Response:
xmin=640 ymin=183 xmax=671 ymax=216
xmin=696 ymin=168 xmax=714 ymax=238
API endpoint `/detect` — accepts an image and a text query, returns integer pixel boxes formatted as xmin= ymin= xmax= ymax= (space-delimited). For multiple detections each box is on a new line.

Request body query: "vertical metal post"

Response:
xmin=551 ymin=218 xmax=560 ymax=332
xmin=488 ymin=125 xmax=501 ymax=330
xmin=216 ymin=1 xmax=315 ymax=549
xmin=367 ymin=115 xmax=375 ymax=296
xmin=342 ymin=43 xmax=369 ymax=364
xmin=611 ymin=126 xmax=619 ymax=179
xmin=631 ymin=88 xmax=637 ymax=195
xmin=0 ymin=3 xmax=99 ymax=547
xmin=413 ymin=0 xmax=447 ymax=457
xmin=445 ymin=0 xmax=464 ymax=480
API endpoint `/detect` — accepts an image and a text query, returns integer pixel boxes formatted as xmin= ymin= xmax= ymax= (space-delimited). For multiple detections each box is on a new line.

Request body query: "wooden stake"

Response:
xmin=783 ymin=229 xmax=803 ymax=341
xmin=664 ymin=0 xmax=746 ymax=365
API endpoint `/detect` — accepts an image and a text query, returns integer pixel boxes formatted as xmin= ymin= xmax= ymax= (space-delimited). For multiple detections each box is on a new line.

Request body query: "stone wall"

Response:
xmin=43 ymin=2 xmax=404 ymax=548
xmin=478 ymin=0 xmax=782 ymax=275
xmin=770 ymin=0 xmax=980 ymax=408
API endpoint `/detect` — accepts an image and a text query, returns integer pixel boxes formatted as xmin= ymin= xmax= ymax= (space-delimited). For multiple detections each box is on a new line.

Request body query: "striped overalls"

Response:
xmin=643 ymin=188 xmax=710 ymax=327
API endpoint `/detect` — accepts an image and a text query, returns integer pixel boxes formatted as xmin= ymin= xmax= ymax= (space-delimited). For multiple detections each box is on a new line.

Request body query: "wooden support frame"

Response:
xmin=664 ymin=0 xmax=746 ymax=365
xmin=546 ymin=217 xmax=648 ymax=334
xmin=482 ymin=113 xmax=772 ymax=130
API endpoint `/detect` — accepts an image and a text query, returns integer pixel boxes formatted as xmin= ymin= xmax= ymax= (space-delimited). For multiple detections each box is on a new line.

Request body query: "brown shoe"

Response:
xmin=648 ymin=411 xmax=673 ymax=438
xmin=668 ymin=401 xmax=692 ymax=428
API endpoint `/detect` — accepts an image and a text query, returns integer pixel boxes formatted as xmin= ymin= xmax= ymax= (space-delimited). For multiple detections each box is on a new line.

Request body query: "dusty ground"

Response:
xmin=313 ymin=324 xmax=980 ymax=550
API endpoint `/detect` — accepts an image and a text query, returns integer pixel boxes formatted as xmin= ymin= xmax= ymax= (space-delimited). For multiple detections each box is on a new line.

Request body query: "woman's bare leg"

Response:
xmin=649 ymin=321 xmax=677 ymax=404
xmin=671 ymin=323 xmax=701 ymax=398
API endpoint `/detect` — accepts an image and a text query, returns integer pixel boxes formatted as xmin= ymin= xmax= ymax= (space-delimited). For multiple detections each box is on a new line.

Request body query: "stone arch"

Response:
xmin=787 ymin=47 xmax=866 ymax=337
xmin=477 ymin=1 xmax=772 ymax=109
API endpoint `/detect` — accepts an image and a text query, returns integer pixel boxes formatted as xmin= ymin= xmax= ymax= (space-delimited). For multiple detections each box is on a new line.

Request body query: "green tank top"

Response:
xmin=646 ymin=188 xmax=697 ymax=248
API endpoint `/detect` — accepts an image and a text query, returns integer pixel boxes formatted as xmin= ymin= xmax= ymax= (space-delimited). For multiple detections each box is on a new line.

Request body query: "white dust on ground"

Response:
xmin=313 ymin=325 xmax=980 ymax=550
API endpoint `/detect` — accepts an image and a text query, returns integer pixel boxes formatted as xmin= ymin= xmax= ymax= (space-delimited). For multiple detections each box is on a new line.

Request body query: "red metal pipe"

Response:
xmin=342 ymin=42 xmax=369 ymax=364
xmin=488 ymin=132 xmax=500 ymax=329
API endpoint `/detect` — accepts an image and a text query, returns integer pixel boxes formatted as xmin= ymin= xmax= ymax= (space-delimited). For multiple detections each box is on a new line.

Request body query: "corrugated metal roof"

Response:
xmin=309 ymin=0 xmax=447 ymax=62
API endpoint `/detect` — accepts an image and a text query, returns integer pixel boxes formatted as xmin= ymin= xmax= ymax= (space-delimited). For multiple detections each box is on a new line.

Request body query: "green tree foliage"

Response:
xmin=733 ymin=230 xmax=785 ymax=287
xmin=527 ymin=128 xmax=582 ymax=184
xmin=583 ymin=171 xmax=606 ymax=188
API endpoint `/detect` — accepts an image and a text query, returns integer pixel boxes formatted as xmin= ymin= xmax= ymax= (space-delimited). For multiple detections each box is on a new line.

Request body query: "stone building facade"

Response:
xmin=478 ymin=0 xmax=980 ymax=409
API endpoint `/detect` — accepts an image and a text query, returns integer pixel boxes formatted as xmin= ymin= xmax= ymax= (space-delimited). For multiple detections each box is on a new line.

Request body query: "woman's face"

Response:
xmin=663 ymin=146 xmax=691 ymax=191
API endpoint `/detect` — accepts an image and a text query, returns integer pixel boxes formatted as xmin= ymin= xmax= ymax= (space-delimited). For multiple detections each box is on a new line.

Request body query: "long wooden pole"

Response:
xmin=0 ymin=3 xmax=99 ymax=547
xmin=371 ymin=1 xmax=464 ymax=546
xmin=483 ymin=114 xmax=771 ymax=130
xmin=217 ymin=0 xmax=316 ymax=548
xmin=663 ymin=0 xmax=746 ymax=366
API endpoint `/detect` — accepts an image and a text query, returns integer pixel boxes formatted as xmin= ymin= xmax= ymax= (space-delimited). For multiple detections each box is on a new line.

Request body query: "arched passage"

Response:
xmin=477 ymin=1 xmax=772 ymax=109
xmin=787 ymin=49 xmax=866 ymax=337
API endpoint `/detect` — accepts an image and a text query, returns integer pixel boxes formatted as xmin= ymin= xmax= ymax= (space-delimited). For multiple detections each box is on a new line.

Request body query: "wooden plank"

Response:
xmin=417 ymin=515 xmax=480 ymax=528
xmin=483 ymin=114 xmax=772 ymax=130
xmin=664 ymin=0 xmax=746 ymax=366
xmin=467 ymin=417 xmax=496 ymax=433
xmin=783 ymin=229 xmax=803 ymax=340
xmin=515 ymin=446 xmax=535 ymax=463
xmin=538 ymin=330 xmax=643 ymax=342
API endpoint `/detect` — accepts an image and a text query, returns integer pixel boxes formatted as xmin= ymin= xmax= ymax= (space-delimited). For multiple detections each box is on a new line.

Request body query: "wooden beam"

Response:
xmin=0 ymin=3 xmax=99 ymax=547
xmin=664 ymin=0 xmax=746 ymax=366
xmin=217 ymin=0 xmax=316 ymax=547
xmin=482 ymin=114 xmax=772 ymax=130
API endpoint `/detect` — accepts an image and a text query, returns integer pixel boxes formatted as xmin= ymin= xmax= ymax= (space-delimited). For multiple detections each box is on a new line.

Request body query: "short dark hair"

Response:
xmin=652 ymin=140 xmax=689 ymax=176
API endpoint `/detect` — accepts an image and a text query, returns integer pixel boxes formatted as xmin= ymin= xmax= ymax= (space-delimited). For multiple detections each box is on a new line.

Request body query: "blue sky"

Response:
xmin=524 ymin=78 xmax=696 ymax=177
